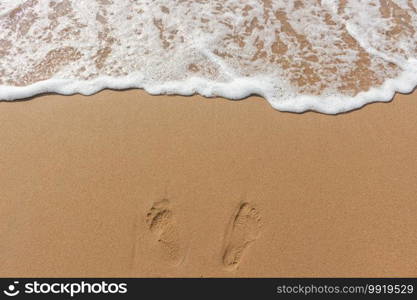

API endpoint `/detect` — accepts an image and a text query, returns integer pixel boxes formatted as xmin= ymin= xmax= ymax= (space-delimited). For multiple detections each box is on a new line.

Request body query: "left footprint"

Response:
xmin=146 ymin=199 xmax=184 ymax=266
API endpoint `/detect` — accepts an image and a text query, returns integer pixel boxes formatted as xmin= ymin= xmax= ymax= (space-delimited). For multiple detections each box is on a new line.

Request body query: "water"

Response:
xmin=0 ymin=0 xmax=416 ymax=113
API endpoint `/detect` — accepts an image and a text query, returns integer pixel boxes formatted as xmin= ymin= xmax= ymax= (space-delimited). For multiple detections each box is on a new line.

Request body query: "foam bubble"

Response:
xmin=0 ymin=0 xmax=416 ymax=113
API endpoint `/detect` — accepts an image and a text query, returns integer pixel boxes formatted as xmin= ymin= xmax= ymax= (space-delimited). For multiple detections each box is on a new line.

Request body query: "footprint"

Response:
xmin=146 ymin=199 xmax=184 ymax=266
xmin=222 ymin=202 xmax=261 ymax=270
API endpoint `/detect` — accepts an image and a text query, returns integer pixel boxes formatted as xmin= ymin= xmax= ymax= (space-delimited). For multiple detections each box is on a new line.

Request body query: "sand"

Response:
xmin=1 ymin=90 xmax=417 ymax=277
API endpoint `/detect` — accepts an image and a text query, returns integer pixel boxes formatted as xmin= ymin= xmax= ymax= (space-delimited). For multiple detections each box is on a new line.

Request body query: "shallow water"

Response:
xmin=0 ymin=0 xmax=416 ymax=113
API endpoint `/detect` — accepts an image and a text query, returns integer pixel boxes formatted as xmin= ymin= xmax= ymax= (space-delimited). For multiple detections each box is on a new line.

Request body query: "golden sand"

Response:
xmin=1 ymin=90 xmax=416 ymax=277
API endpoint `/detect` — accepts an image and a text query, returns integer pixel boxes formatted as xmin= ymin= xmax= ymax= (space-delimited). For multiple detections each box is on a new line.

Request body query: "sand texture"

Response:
xmin=1 ymin=90 xmax=416 ymax=277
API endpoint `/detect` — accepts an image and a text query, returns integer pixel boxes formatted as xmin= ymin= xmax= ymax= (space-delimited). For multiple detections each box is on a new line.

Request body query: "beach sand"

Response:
xmin=0 ymin=90 xmax=416 ymax=277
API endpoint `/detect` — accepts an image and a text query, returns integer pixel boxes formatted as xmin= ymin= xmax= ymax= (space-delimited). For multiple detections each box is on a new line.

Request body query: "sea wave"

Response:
xmin=0 ymin=0 xmax=416 ymax=113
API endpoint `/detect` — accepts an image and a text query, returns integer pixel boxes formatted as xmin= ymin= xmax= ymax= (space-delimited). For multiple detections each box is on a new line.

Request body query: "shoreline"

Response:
xmin=1 ymin=60 xmax=417 ymax=114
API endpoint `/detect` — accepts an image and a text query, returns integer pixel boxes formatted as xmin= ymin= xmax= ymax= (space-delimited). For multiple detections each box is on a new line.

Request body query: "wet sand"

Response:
xmin=0 ymin=90 xmax=416 ymax=277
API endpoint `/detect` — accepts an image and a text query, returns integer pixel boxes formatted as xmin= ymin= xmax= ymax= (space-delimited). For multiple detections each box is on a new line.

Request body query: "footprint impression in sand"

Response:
xmin=222 ymin=202 xmax=261 ymax=270
xmin=146 ymin=199 xmax=184 ymax=266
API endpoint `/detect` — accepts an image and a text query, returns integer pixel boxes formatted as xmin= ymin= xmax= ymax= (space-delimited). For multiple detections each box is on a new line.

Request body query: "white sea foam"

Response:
xmin=0 ymin=0 xmax=416 ymax=113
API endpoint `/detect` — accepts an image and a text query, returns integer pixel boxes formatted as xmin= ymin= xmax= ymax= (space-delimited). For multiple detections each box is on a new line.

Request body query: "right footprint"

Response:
xmin=222 ymin=202 xmax=261 ymax=270
xmin=146 ymin=199 xmax=184 ymax=266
